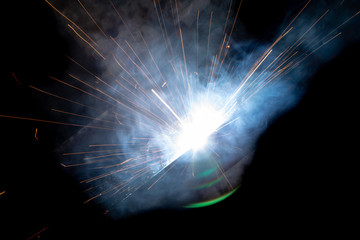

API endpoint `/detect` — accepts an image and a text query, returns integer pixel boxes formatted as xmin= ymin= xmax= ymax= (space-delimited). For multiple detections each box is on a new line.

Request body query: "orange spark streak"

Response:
xmin=175 ymin=0 xmax=189 ymax=90
xmin=212 ymin=153 xmax=234 ymax=190
xmin=44 ymin=0 xmax=97 ymax=46
xmin=219 ymin=0 xmax=243 ymax=69
xmin=223 ymin=0 xmax=233 ymax=35
xmin=11 ymin=72 xmax=21 ymax=86
xmin=68 ymin=62 xmax=146 ymax=113
xmin=84 ymin=152 xmax=127 ymax=160
xmin=67 ymin=74 xmax=130 ymax=108
xmin=116 ymin=80 xmax=173 ymax=129
xmin=226 ymin=0 xmax=243 ymax=46
xmin=278 ymin=9 xmax=330 ymax=65
xmin=29 ymin=85 xmax=98 ymax=112
xmin=66 ymin=55 xmax=113 ymax=89
xmin=168 ymin=0 xmax=178 ymax=40
xmin=108 ymin=0 xmax=136 ymax=41
xmin=61 ymin=158 xmax=118 ymax=168
xmin=158 ymin=0 xmax=175 ymax=58
xmin=92 ymin=160 xmax=136 ymax=170
xmin=89 ymin=144 xmax=124 ymax=147
xmin=125 ymin=40 xmax=155 ymax=84
xmin=314 ymin=9 xmax=360 ymax=47
xmin=50 ymin=76 xmax=116 ymax=107
xmin=207 ymin=55 xmax=216 ymax=84
xmin=88 ymin=142 xmax=152 ymax=148
xmin=196 ymin=9 xmax=199 ymax=72
xmin=51 ymin=108 xmax=116 ymax=125
xmin=112 ymin=55 xmax=175 ymax=127
xmin=296 ymin=32 xmax=343 ymax=65
xmin=83 ymin=192 xmax=104 ymax=204
xmin=281 ymin=0 xmax=312 ymax=36
xmin=139 ymin=32 xmax=167 ymax=84
xmin=67 ymin=59 xmax=156 ymax=121
xmin=243 ymin=29 xmax=341 ymax=105
xmin=114 ymin=76 xmax=150 ymax=108
xmin=112 ymin=53 xmax=140 ymax=86
xmin=111 ymin=37 xmax=158 ymax=91
xmin=63 ymin=149 xmax=123 ymax=156
xmin=0 ymin=114 xmax=117 ymax=130
xmin=67 ymin=24 xmax=106 ymax=60
xmin=85 ymin=165 xmax=153 ymax=203
xmin=216 ymin=33 xmax=227 ymax=72
xmin=26 ymin=226 xmax=48 ymax=240
xmin=147 ymin=161 xmax=177 ymax=190
xmin=77 ymin=0 xmax=108 ymax=38
xmin=34 ymin=128 xmax=39 ymax=140
xmin=153 ymin=0 xmax=175 ymax=58
xmin=206 ymin=11 xmax=214 ymax=68
xmin=223 ymin=49 xmax=273 ymax=109
xmin=311 ymin=32 xmax=343 ymax=53
xmin=81 ymin=154 xmax=164 ymax=184
xmin=114 ymin=113 xmax=122 ymax=126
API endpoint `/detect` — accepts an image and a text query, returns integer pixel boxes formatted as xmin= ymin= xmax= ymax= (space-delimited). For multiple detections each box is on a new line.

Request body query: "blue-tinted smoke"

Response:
xmin=53 ymin=0 xmax=360 ymax=217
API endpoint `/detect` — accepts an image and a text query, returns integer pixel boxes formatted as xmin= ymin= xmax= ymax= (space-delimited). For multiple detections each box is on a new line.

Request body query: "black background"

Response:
xmin=2 ymin=0 xmax=359 ymax=238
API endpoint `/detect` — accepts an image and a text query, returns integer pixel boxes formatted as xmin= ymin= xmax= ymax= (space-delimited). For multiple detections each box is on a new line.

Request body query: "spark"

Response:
xmin=206 ymin=11 xmax=214 ymax=65
xmin=29 ymin=85 xmax=98 ymax=112
xmin=151 ymin=89 xmax=183 ymax=124
xmin=226 ymin=0 xmax=243 ymax=48
xmin=108 ymin=0 xmax=136 ymax=41
xmin=0 ymin=114 xmax=117 ymax=131
xmin=26 ymin=226 xmax=48 ymax=240
xmin=223 ymin=49 xmax=273 ymax=109
xmin=147 ymin=160 xmax=177 ymax=190
xmin=77 ymin=0 xmax=108 ymax=38
xmin=44 ymin=0 xmax=97 ymax=45
xmin=34 ymin=128 xmax=39 ymax=141
xmin=11 ymin=72 xmax=21 ymax=86
xmin=114 ymin=113 xmax=122 ymax=126
xmin=67 ymin=24 xmax=106 ymax=60
xmin=51 ymin=108 xmax=116 ymax=125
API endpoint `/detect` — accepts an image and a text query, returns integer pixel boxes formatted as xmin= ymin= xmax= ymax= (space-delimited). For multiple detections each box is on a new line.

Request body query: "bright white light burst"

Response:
xmin=176 ymin=103 xmax=227 ymax=154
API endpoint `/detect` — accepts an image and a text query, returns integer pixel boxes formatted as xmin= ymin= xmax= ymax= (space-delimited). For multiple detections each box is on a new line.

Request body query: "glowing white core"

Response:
xmin=176 ymin=104 xmax=226 ymax=153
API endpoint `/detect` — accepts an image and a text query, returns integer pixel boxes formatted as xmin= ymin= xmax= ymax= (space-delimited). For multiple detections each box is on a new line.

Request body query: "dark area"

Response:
xmin=2 ymin=0 xmax=358 ymax=238
xmin=239 ymin=0 xmax=292 ymax=41
xmin=235 ymin=41 xmax=359 ymax=237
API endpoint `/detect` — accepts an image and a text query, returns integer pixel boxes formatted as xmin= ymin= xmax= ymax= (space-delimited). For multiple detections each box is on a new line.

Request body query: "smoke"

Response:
xmin=50 ymin=0 xmax=360 ymax=217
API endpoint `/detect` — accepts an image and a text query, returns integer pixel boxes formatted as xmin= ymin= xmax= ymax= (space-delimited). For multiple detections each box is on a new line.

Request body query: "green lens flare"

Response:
xmin=184 ymin=186 xmax=239 ymax=208
xmin=196 ymin=167 xmax=216 ymax=178
xmin=194 ymin=175 xmax=223 ymax=190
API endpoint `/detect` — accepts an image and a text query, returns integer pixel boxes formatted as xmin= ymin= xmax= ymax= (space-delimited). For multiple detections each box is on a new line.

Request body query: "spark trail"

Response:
xmin=2 ymin=0 xmax=360 ymax=216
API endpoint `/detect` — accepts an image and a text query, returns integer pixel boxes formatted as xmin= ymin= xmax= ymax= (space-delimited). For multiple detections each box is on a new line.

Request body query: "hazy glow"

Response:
xmin=176 ymin=103 xmax=227 ymax=154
